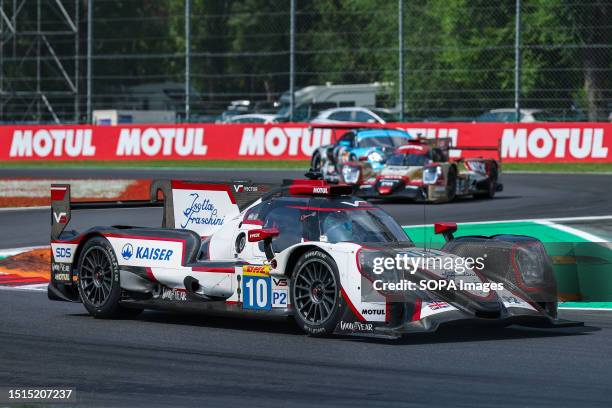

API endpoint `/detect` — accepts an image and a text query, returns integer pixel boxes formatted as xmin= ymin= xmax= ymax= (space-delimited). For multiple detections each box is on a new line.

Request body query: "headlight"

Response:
xmin=342 ymin=166 xmax=361 ymax=184
xmin=514 ymin=245 xmax=545 ymax=286
xmin=423 ymin=166 xmax=442 ymax=184
xmin=367 ymin=151 xmax=384 ymax=163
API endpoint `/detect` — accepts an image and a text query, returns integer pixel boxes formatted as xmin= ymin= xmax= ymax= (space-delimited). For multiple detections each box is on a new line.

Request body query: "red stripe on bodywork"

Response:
xmin=145 ymin=267 xmax=158 ymax=282
xmin=192 ymin=266 xmax=235 ymax=273
xmin=287 ymin=205 xmax=375 ymax=212
xmin=412 ymin=298 xmax=422 ymax=321
xmin=242 ymin=219 xmax=263 ymax=226
xmin=340 ymin=287 xmax=366 ymax=322
xmin=52 ymin=237 xmax=82 ymax=244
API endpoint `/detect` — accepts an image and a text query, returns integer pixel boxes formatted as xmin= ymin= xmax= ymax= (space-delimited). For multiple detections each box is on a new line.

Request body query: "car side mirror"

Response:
xmin=434 ymin=222 xmax=457 ymax=242
xmin=247 ymin=228 xmax=279 ymax=261
xmin=247 ymin=228 xmax=279 ymax=242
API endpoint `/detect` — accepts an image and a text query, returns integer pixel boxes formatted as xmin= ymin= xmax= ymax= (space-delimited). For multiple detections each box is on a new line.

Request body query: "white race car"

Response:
xmin=49 ymin=178 xmax=572 ymax=338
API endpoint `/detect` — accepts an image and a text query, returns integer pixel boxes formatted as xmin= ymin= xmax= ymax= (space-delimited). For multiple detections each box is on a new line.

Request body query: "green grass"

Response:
xmin=503 ymin=162 xmax=612 ymax=173
xmin=0 ymin=159 xmax=311 ymax=170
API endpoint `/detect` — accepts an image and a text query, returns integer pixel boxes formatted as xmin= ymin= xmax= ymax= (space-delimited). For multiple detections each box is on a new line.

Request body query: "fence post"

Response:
xmin=514 ymin=0 xmax=521 ymax=123
xmin=398 ymin=0 xmax=404 ymax=121
xmin=86 ymin=0 xmax=92 ymax=124
xmin=185 ymin=0 xmax=191 ymax=123
xmin=289 ymin=0 xmax=295 ymax=121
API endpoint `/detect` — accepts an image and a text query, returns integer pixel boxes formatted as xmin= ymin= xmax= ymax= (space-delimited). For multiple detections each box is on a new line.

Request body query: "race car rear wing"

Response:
xmin=450 ymin=144 xmax=502 ymax=163
xmin=51 ymin=180 xmax=274 ymax=241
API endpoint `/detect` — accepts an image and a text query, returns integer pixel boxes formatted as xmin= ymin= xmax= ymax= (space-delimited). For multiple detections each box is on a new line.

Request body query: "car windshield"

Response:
xmin=359 ymin=135 xmax=412 ymax=148
xmin=387 ymin=153 xmax=430 ymax=166
xmin=318 ymin=208 xmax=412 ymax=244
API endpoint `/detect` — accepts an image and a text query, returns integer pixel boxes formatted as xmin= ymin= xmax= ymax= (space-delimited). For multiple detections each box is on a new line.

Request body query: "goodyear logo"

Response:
xmin=243 ymin=265 xmax=270 ymax=277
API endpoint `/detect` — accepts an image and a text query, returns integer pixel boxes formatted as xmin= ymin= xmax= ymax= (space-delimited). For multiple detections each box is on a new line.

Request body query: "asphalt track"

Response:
xmin=0 ymin=169 xmax=611 ymax=249
xmin=0 ymin=289 xmax=610 ymax=407
xmin=1 ymin=169 xmax=611 ymax=407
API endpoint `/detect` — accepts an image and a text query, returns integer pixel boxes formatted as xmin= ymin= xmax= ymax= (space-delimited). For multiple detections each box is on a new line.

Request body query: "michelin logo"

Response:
xmin=121 ymin=243 xmax=174 ymax=261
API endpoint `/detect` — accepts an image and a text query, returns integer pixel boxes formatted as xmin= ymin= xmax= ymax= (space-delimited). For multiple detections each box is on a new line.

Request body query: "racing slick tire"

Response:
xmin=446 ymin=166 xmax=457 ymax=202
xmin=76 ymin=236 xmax=142 ymax=319
xmin=311 ymin=152 xmax=322 ymax=171
xmin=474 ymin=165 xmax=498 ymax=199
xmin=290 ymin=250 xmax=345 ymax=337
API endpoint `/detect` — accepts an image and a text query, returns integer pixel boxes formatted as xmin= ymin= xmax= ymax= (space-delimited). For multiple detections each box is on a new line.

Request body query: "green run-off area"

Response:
xmin=403 ymin=221 xmax=612 ymax=304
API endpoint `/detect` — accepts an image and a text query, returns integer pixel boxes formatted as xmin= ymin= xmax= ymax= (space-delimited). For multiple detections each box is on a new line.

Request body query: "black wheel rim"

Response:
xmin=293 ymin=259 xmax=337 ymax=324
xmin=80 ymin=246 xmax=113 ymax=306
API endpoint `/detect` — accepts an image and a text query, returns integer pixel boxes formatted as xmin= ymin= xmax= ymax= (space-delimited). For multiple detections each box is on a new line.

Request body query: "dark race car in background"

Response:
xmin=310 ymin=126 xmax=416 ymax=184
xmin=356 ymin=138 xmax=503 ymax=202
xmin=310 ymin=123 xmax=502 ymax=203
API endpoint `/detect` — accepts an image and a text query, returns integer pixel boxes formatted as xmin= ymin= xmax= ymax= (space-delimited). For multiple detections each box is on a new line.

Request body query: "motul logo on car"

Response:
xmin=361 ymin=309 xmax=385 ymax=315
xmin=116 ymin=127 xmax=208 ymax=157
xmin=238 ymin=127 xmax=332 ymax=157
xmin=9 ymin=129 xmax=96 ymax=158
xmin=502 ymin=128 xmax=608 ymax=159
xmin=312 ymin=187 xmax=329 ymax=194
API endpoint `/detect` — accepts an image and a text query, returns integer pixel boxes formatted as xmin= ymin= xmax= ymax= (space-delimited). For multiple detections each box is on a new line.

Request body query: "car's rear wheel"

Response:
xmin=290 ymin=250 xmax=344 ymax=336
xmin=77 ymin=236 xmax=142 ymax=319
xmin=311 ymin=152 xmax=322 ymax=171
xmin=446 ymin=166 xmax=457 ymax=202
xmin=474 ymin=165 xmax=497 ymax=199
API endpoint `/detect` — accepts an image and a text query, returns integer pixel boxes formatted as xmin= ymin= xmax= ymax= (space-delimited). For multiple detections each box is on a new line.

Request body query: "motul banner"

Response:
xmin=0 ymin=122 xmax=609 ymax=162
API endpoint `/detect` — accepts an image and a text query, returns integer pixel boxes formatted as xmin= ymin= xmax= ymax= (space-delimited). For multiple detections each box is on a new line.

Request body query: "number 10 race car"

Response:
xmin=48 ymin=179 xmax=576 ymax=338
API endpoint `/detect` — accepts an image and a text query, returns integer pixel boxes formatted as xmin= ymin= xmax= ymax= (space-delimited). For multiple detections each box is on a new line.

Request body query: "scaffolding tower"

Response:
xmin=0 ymin=0 xmax=79 ymax=124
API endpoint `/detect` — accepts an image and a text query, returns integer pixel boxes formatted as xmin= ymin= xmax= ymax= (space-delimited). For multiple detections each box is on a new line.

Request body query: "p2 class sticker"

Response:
xmin=242 ymin=265 xmax=271 ymax=310
xmin=272 ymin=289 xmax=288 ymax=308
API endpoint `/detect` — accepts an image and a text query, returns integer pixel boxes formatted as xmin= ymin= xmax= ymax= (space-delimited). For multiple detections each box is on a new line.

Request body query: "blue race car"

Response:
xmin=310 ymin=127 xmax=416 ymax=184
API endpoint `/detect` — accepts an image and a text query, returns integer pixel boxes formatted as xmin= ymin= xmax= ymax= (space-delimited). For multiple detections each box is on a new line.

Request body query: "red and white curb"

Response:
xmin=0 ymin=245 xmax=49 ymax=291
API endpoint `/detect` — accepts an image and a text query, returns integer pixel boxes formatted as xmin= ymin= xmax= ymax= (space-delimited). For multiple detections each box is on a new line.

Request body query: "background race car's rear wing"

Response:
xmin=51 ymin=180 xmax=275 ymax=241
xmin=450 ymin=144 xmax=502 ymax=163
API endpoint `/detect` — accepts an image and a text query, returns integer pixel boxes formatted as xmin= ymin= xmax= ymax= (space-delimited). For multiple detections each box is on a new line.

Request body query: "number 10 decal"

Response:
xmin=242 ymin=275 xmax=271 ymax=310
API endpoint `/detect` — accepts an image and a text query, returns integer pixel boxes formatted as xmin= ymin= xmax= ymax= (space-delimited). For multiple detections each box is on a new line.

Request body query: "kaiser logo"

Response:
xmin=121 ymin=243 xmax=134 ymax=260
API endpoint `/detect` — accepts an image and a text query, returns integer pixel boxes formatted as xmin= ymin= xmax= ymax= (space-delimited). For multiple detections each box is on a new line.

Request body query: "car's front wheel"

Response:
xmin=290 ymin=250 xmax=344 ymax=336
xmin=77 ymin=236 xmax=142 ymax=318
